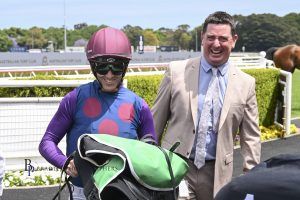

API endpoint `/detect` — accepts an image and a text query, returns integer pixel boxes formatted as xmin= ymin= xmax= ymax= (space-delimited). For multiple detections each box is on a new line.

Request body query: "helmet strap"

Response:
xmin=122 ymin=66 xmax=128 ymax=78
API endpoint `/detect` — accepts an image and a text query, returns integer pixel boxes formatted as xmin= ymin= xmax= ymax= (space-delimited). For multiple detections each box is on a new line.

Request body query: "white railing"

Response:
xmin=0 ymin=97 xmax=64 ymax=170
xmin=229 ymin=51 xmax=274 ymax=68
xmin=0 ymin=80 xmax=128 ymax=171
xmin=0 ymin=63 xmax=169 ymax=78
xmin=274 ymin=70 xmax=292 ymax=136
xmin=0 ymin=79 xmax=92 ymax=88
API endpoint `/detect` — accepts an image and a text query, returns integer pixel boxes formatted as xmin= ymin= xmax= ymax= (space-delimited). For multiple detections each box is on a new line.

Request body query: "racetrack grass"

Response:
xmin=292 ymin=70 xmax=300 ymax=118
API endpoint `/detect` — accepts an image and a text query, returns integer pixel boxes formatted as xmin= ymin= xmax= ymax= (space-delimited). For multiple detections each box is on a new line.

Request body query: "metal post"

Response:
xmin=195 ymin=30 xmax=198 ymax=52
xmin=277 ymin=70 xmax=292 ymax=136
xmin=31 ymin=31 xmax=34 ymax=48
xmin=259 ymin=51 xmax=267 ymax=67
xmin=64 ymin=0 xmax=67 ymax=51
xmin=285 ymin=71 xmax=292 ymax=136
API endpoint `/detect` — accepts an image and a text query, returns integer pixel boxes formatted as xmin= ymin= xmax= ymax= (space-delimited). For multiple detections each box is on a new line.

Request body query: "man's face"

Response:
xmin=201 ymin=24 xmax=238 ymax=67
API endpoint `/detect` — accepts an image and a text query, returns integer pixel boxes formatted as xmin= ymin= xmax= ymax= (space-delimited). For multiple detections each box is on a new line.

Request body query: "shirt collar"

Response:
xmin=200 ymin=56 xmax=229 ymax=76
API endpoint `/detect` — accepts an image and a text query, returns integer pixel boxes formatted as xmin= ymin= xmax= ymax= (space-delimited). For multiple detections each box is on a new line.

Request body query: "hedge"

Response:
xmin=242 ymin=68 xmax=280 ymax=126
xmin=0 ymin=68 xmax=280 ymax=126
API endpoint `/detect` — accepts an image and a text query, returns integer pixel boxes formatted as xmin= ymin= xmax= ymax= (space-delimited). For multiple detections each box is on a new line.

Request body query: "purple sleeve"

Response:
xmin=138 ymin=100 xmax=158 ymax=144
xmin=39 ymin=89 xmax=77 ymax=169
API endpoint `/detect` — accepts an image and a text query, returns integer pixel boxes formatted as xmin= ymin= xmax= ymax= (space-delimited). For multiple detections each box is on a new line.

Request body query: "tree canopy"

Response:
xmin=1 ymin=13 xmax=299 ymax=52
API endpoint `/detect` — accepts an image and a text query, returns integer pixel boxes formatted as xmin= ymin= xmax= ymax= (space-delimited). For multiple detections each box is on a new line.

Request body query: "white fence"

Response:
xmin=274 ymin=70 xmax=292 ymax=135
xmin=0 ymin=97 xmax=64 ymax=170
xmin=0 ymin=63 xmax=168 ymax=79
xmin=0 ymin=80 xmax=126 ymax=171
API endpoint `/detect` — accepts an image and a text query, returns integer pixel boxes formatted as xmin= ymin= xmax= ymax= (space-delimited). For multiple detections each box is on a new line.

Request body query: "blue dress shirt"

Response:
xmin=190 ymin=56 xmax=229 ymax=161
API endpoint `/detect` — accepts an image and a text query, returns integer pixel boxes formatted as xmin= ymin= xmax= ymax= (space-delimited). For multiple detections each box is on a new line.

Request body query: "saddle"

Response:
xmin=73 ymin=134 xmax=189 ymax=200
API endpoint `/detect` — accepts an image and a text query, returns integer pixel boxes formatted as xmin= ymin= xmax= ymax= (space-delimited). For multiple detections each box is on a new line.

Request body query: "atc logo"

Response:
xmin=24 ymin=159 xmax=59 ymax=176
xmin=24 ymin=159 xmax=35 ymax=176
xmin=42 ymin=56 xmax=48 ymax=66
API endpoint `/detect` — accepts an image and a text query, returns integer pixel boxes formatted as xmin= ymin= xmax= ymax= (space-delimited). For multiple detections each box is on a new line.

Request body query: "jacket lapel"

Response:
xmin=218 ymin=64 xmax=237 ymax=130
xmin=186 ymin=57 xmax=201 ymax=129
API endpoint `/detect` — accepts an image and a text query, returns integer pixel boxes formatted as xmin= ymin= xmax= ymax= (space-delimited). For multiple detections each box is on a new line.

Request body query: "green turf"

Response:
xmin=292 ymin=70 xmax=300 ymax=118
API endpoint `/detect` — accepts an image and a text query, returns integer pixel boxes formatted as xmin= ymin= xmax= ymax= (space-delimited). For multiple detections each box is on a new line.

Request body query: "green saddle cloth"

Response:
xmin=77 ymin=134 xmax=189 ymax=194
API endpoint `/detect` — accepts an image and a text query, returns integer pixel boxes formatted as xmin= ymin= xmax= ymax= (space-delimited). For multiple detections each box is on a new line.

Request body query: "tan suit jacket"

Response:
xmin=151 ymin=56 xmax=261 ymax=196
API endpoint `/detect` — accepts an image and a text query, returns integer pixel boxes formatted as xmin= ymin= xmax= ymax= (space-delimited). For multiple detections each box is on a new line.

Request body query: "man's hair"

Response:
xmin=202 ymin=11 xmax=236 ymax=36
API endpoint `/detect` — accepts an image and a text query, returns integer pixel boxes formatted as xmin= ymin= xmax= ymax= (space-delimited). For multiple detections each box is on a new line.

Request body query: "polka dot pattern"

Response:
xmin=118 ymin=103 xmax=134 ymax=122
xmin=98 ymin=119 xmax=119 ymax=135
xmin=83 ymin=97 xmax=101 ymax=118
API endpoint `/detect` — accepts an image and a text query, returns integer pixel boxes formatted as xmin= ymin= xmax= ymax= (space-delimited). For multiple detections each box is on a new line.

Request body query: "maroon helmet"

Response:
xmin=86 ymin=27 xmax=131 ymax=60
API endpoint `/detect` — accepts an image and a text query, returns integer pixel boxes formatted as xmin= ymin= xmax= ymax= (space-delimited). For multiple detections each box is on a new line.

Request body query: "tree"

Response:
xmin=190 ymin=26 xmax=202 ymax=51
xmin=122 ymin=25 xmax=143 ymax=49
xmin=80 ymin=25 xmax=105 ymax=40
xmin=155 ymin=27 xmax=176 ymax=46
xmin=3 ymin=27 xmax=26 ymax=38
xmin=177 ymin=24 xmax=190 ymax=32
xmin=0 ymin=32 xmax=13 ymax=51
xmin=44 ymin=27 xmax=65 ymax=50
xmin=174 ymin=24 xmax=192 ymax=50
xmin=143 ymin=29 xmax=159 ymax=46
xmin=234 ymin=14 xmax=300 ymax=52
xmin=179 ymin=32 xmax=192 ymax=50
xmin=283 ymin=13 xmax=300 ymax=32
xmin=17 ymin=27 xmax=47 ymax=49
xmin=68 ymin=25 xmax=106 ymax=47
xmin=1 ymin=12 xmax=300 ymax=52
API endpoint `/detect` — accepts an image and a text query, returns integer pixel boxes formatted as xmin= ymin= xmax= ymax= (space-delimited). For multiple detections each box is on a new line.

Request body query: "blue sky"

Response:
xmin=1 ymin=0 xmax=299 ymax=30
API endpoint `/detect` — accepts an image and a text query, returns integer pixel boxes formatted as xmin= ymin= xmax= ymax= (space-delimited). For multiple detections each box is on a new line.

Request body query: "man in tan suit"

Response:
xmin=151 ymin=11 xmax=261 ymax=200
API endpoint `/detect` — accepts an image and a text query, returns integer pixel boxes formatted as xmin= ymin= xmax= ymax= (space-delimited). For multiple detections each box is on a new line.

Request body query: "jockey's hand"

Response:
xmin=66 ymin=159 xmax=78 ymax=177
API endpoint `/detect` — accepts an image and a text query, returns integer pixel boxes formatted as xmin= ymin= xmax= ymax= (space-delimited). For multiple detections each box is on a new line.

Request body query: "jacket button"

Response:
xmin=186 ymin=152 xmax=190 ymax=156
xmin=193 ymin=129 xmax=195 ymax=134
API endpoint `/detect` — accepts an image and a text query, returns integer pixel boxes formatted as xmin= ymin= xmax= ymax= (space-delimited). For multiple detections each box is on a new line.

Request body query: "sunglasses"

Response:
xmin=90 ymin=60 xmax=128 ymax=75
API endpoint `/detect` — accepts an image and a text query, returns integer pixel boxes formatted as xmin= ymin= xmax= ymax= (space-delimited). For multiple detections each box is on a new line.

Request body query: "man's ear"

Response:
xmin=231 ymin=34 xmax=238 ymax=49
